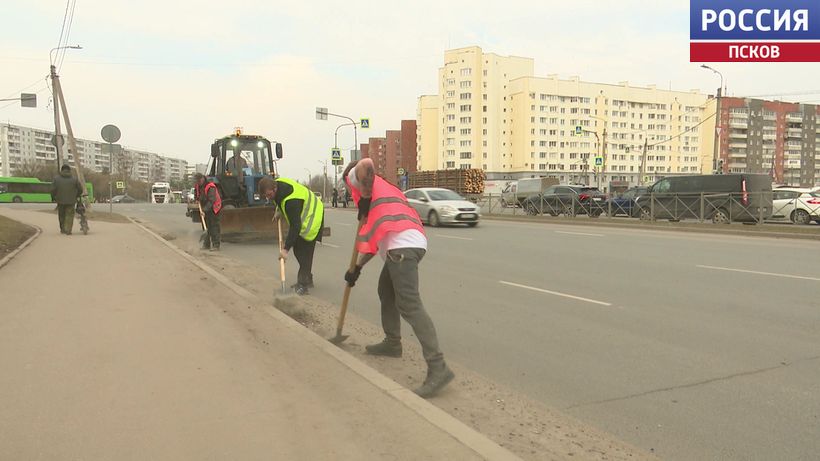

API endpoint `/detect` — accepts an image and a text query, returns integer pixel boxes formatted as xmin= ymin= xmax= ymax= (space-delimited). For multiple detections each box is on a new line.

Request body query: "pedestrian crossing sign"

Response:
xmin=594 ymin=156 xmax=603 ymax=167
xmin=116 ymin=181 xmax=125 ymax=189
xmin=360 ymin=118 xmax=370 ymax=129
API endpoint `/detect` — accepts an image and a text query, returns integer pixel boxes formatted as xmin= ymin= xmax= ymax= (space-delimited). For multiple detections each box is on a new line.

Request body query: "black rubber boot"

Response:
xmin=413 ymin=362 xmax=454 ymax=398
xmin=364 ymin=339 xmax=402 ymax=358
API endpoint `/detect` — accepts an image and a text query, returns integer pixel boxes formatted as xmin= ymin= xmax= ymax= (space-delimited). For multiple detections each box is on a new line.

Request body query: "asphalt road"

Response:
xmin=14 ymin=202 xmax=819 ymax=460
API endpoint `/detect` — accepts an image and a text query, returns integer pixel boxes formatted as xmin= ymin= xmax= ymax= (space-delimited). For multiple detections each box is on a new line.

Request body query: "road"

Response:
xmin=20 ymin=202 xmax=820 ymax=460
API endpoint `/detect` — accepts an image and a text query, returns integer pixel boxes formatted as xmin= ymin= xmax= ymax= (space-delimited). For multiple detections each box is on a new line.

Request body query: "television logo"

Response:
xmin=690 ymin=0 xmax=820 ymax=62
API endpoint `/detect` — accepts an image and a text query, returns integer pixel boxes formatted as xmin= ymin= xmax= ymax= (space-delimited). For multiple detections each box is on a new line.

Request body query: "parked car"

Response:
xmin=111 ymin=194 xmax=136 ymax=203
xmin=404 ymin=187 xmax=481 ymax=227
xmin=605 ymin=186 xmax=649 ymax=217
xmin=634 ymin=174 xmax=772 ymax=223
xmin=768 ymin=188 xmax=820 ymax=224
xmin=520 ymin=185 xmax=607 ymax=217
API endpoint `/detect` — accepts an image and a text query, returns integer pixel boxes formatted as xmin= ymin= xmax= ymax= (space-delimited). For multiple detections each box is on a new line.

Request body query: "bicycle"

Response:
xmin=75 ymin=200 xmax=90 ymax=235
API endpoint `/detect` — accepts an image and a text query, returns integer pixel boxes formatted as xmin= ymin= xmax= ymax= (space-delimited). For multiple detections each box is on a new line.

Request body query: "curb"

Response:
xmin=482 ymin=214 xmax=820 ymax=241
xmin=0 ymin=223 xmax=42 ymax=270
xmin=128 ymin=218 xmax=522 ymax=461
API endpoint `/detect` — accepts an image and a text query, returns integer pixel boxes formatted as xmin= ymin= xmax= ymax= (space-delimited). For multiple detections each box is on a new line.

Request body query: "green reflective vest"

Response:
xmin=277 ymin=178 xmax=323 ymax=241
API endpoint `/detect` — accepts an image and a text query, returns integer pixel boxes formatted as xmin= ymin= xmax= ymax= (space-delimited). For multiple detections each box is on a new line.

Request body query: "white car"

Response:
xmin=769 ymin=187 xmax=820 ymax=224
xmin=404 ymin=187 xmax=481 ymax=227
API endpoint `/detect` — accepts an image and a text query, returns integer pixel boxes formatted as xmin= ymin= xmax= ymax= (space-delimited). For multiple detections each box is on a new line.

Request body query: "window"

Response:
xmin=460 ymin=68 xmax=472 ymax=76
xmin=446 ymin=161 xmax=455 ymax=168
xmin=460 ymin=93 xmax=472 ymax=100
xmin=459 ymin=152 xmax=472 ymax=159
xmin=446 ymin=90 xmax=455 ymax=98
xmin=446 ymin=78 xmax=455 ymax=86
xmin=460 ymin=81 xmax=471 ymax=88
xmin=460 ymin=128 xmax=472 ymax=135
xmin=460 ymin=117 xmax=471 ymax=124
xmin=447 ymin=103 xmax=455 ymax=110
xmin=460 ymin=104 xmax=472 ymax=112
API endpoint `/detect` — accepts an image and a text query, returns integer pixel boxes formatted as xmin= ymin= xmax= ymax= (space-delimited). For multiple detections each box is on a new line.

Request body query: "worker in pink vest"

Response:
xmin=343 ymin=158 xmax=454 ymax=398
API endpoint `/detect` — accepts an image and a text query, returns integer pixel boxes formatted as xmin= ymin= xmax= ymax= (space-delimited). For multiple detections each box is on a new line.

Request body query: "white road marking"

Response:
xmin=435 ymin=234 xmax=474 ymax=241
xmin=555 ymin=231 xmax=604 ymax=237
xmin=499 ymin=281 xmax=613 ymax=307
xmin=696 ymin=265 xmax=820 ymax=282
xmin=319 ymin=242 xmax=341 ymax=248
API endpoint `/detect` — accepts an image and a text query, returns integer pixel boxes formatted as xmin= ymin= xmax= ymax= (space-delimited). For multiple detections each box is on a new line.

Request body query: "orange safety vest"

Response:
xmin=347 ymin=175 xmax=424 ymax=254
xmin=204 ymin=181 xmax=223 ymax=214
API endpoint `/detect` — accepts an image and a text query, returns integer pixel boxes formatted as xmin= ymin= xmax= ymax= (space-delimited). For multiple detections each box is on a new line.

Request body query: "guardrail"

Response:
xmin=477 ymin=192 xmax=820 ymax=225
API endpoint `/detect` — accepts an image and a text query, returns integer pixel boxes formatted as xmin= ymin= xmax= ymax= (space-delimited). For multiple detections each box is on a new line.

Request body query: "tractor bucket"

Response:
xmin=219 ymin=206 xmax=279 ymax=242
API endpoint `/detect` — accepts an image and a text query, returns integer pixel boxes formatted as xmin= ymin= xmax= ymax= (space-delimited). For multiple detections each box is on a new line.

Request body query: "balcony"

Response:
xmin=786 ymin=129 xmax=803 ymax=138
xmin=762 ymin=133 xmax=776 ymax=140
xmin=729 ymin=141 xmax=747 ymax=148
xmin=729 ymin=131 xmax=747 ymax=139
xmin=786 ymin=114 xmax=803 ymax=123
xmin=729 ymin=121 xmax=747 ymax=129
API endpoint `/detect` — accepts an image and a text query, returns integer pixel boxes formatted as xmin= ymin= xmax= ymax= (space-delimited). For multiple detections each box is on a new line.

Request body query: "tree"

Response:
xmin=13 ymin=160 xmax=54 ymax=181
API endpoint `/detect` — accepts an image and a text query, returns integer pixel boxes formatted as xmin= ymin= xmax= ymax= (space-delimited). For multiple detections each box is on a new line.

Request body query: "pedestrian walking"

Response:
xmin=341 ymin=158 xmax=454 ymax=398
xmin=195 ymin=173 xmax=222 ymax=251
xmin=258 ymin=176 xmax=325 ymax=295
xmin=50 ymin=164 xmax=83 ymax=235
xmin=331 ymin=188 xmax=339 ymax=208
xmin=343 ymin=189 xmax=350 ymax=208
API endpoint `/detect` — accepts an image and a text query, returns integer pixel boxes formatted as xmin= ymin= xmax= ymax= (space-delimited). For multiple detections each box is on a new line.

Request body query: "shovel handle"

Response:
xmin=277 ymin=217 xmax=286 ymax=287
xmin=336 ymin=219 xmax=364 ymax=333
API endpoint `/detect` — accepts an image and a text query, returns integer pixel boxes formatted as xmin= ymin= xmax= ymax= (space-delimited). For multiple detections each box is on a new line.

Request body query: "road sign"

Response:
xmin=102 ymin=143 xmax=122 ymax=155
xmin=594 ymin=156 xmax=603 ymax=167
xmin=397 ymin=167 xmax=406 ymax=176
xmin=575 ymin=126 xmax=583 ymax=135
xmin=360 ymin=118 xmax=370 ymax=129
xmin=20 ymin=93 xmax=37 ymax=108
xmin=316 ymin=107 xmax=328 ymax=120
xmin=101 ymin=124 xmax=121 ymax=143
xmin=331 ymin=148 xmax=341 ymax=159
xmin=116 ymin=181 xmax=125 ymax=190
xmin=332 ymin=156 xmax=344 ymax=166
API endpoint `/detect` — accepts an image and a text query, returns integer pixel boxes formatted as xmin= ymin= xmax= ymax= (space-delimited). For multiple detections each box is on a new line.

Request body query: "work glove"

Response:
xmin=358 ymin=197 xmax=371 ymax=221
xmin=279 ymin=248 xmax=289 ymax=261
xmin=344 ymin=265 xmax=362 ymax=287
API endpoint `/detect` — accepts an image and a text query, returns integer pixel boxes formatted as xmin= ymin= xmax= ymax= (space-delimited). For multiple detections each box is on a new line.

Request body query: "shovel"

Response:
xmin=198 ymin=202 xmax=208 ymax=245
xmin=329 ymin=219 xmax=364 ymax=345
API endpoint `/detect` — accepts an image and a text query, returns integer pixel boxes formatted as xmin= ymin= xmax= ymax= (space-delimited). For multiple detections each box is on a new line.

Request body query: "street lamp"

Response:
xmin=317 ymin=159 xmax=327 ymax=202
xmin=701 ymin=64 xmax=725 ymax=174
xmin=700 ymin=64 xmax=724 ymax=97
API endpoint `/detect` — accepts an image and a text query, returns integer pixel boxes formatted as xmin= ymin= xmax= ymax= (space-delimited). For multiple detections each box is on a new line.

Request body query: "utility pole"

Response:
xmin=639 ymin=137 xmax=649 ymax=185
xmin=50 ymin=64 xmax=64 ymax=174
xmin=600 ymin=128 xmax=608 ymax=191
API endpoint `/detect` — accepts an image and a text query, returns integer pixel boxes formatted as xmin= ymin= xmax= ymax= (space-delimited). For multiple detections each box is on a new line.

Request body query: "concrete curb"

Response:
xmin=482 ymin=214 xmax=820 ymax=241
xmin=0 ymin=223 xmax=41 ymax=270
xmin=129 ymin=218 xmax=522 ymax=461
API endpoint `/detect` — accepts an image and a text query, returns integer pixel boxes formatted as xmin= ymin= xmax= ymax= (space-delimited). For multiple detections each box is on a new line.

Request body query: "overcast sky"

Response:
xmin=3 ymin=0 xmax=819 ymax=180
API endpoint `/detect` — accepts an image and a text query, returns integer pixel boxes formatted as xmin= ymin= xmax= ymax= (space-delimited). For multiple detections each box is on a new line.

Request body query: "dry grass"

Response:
xmin=0 ymin=215 xmax=36 ymax=259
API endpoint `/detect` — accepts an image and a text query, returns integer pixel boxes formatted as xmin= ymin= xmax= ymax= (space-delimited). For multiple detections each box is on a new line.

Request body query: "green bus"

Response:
xmin=0 ymin=177 xmax=94 ymax=203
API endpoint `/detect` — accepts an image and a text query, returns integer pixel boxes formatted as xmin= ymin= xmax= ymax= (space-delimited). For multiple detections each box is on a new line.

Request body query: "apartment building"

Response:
xmin=418 ymin=46 xmax=712 ymax=187
xmin=357 ymin=120 xmax=418 ymax=185
xmin=709 ymin=97 xmax=820 ymax=186
xmin=0 ymin=123 xmax=187 ymax=182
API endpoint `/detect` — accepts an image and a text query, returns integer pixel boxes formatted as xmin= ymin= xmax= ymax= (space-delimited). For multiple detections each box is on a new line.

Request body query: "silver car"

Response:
xmin=404 ymin=187 xmax=481 ymax=227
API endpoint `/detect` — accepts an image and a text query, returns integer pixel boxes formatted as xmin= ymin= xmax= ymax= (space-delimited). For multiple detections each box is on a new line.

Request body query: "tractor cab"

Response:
xmin=209 ymin=129 xmax=283 ymax=207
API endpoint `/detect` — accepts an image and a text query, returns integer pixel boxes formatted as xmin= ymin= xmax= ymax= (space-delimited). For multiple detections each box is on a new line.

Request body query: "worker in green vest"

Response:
xmin=258 ymin=176 xmax=324 ymax=295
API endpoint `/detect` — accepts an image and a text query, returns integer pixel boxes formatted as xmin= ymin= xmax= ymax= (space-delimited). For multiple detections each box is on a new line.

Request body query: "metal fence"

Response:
xmin=478 ymin=191 xmax=819 ymax=225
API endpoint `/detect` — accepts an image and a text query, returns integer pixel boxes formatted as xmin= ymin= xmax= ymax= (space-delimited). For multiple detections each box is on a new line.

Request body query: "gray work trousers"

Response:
xmin=377 ymin=248 xmax=443 ymax=366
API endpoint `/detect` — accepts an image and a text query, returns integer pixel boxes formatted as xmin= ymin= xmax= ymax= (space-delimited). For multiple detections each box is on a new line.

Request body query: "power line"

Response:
xmin=58 ymin=0 xmax=78 ymax=72
xmin=55 ymin=0 xmax=71 ymax=57
xmin=647 ymin=112 xmax=717 ymax=148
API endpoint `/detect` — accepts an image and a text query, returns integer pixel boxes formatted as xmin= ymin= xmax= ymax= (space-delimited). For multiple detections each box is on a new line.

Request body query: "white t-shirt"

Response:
xmin=378 ymin=229 xmax=427 ymax=260
xmin=347 ymin=165 xmax=427 ymax=260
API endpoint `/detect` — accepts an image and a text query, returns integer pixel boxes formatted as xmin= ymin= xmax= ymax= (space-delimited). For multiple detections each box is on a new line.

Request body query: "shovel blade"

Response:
xmin=328 ymin=332 xmax=349 ymax=345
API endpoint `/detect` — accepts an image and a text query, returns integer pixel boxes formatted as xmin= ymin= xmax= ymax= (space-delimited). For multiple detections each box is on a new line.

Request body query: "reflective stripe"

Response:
xmin=356 ymin=214 xmax=423 ymax=242
xmin=370 ymin=196 xmax=409 ymax=208
xmin=300 ymin=191 xmax=317 ymax=239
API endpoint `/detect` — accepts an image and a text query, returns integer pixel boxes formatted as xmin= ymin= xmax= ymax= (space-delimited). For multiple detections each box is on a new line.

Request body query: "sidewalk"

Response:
xmin=0 ymin=209 xmax=509 ymax=460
